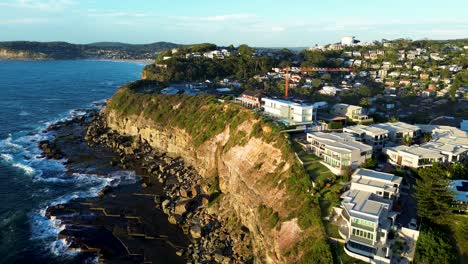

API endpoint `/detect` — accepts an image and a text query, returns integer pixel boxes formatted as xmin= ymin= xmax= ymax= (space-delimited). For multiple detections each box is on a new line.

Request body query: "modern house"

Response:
xmin=339 ymin=169 xmax=403 ymax=264
xmin=332 ymin=103 xmax=373 ymax=123
xmin=450 ymin=180 xmax=468 ymax=212
xmin=261 ymin=98 xmax=315 ymax=126
xmin=384 ymin=145 xmax=444 ymax=168
xmin=306 ymin=132 xmax=372 ymax=175
xmin=343 ymin=125 xmax=389 ymax=151
xmin=235 ymin=90 xmax=263 ymax=108
xmin=370 ymin=122 xmax=421 ymax=144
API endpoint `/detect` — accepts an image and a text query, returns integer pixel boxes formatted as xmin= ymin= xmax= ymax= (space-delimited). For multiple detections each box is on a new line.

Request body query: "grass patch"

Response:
xmin=258 ymin=204 xmax=280 ymax=229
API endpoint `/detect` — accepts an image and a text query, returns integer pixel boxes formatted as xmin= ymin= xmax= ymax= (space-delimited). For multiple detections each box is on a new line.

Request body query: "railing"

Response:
xmin=351 ymin=222 xmax=375 ymax=232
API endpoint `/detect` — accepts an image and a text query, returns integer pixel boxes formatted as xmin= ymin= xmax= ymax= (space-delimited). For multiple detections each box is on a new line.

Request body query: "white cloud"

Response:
xmin=0 ymin=18 xmax=48 ymax=25
xmin=0 ymin=0 xmax=75 ymax=12
xmin=87 ymin=9 xmax=150 ymax=18
xmin=199 ymin=13 xmax=254 ymax=22
xmin=271 ymin=26 xmax=285 ymax=32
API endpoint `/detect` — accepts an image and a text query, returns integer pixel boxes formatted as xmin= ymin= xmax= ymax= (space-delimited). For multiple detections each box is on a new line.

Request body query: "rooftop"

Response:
xmin=308 ymin=132 xmax=372 ymax=154
xmin=344 ymin=124 xmax=389 ymax=136
xmin=387 ymin=145 xmax=444 ymax=158
xmin=371 ymin=122 xmax=420 ymax=134
xmin=342 ymin=189 xmax=391 ymax=221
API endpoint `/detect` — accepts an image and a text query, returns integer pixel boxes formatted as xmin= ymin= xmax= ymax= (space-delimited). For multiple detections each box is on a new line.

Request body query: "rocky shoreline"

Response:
xmin=42 ymin=110 xmax=253 ymax=263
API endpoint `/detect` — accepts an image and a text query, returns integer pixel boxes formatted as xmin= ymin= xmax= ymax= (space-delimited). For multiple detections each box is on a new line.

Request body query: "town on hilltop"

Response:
xmin=139 ymin=36 xmax=468 ymax=264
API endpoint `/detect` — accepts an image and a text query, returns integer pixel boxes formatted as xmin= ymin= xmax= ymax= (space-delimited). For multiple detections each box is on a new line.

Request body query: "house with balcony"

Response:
xmin=261 ymin=98 xmax=315 ymax=126
xmin=332 ymin=103 xmax=373 ymax=123
xmin=306 ymin=132 xmax=372 ymax=175
xmin=370 ymin=122 xmax=421 ymax=144
xmin=235 ymin=90 xmax=263 ymax=108
xmin=384 ymin=145 xmax=444 ymax=168
xmin=339 ymin=169 xmax=403 ymax=263
xmin=343 ymin=125 xmax=389 ymax=151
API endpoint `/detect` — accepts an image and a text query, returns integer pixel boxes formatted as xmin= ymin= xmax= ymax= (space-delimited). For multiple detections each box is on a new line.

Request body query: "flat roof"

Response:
xmin=387 ymin=145 xmax=443 ymax=158
xmin=371 ymin=122 xmax=420 ymax=133
xmin=308 ymin=132 xmax=373 ymax=154
xmin=344 ymin=124 xmax=389 ymax=135
xmin=354 ymin=168 xmax=402 ymax=185
xmin=262 ymin=97 xmax=313 ymax=108
xmin=342 ymin=189 xmax=390 ymax=220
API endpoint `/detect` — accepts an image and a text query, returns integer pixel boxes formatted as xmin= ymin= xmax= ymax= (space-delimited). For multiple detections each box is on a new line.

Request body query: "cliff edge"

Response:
xmin=99 ymin=81 xmax=333 ymax=263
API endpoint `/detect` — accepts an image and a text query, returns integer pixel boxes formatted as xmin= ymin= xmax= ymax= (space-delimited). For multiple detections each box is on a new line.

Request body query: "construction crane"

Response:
xmin=283 ymin=66 xmax=354 ymax=98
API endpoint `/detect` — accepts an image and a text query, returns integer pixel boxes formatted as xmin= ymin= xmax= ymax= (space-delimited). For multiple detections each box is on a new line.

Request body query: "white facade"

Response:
xmin=261 ymin=98 xmax=314 ymax=125
xmin=384 ymin=145 xmax=444 ymax=168
xmin=370 ymin=122 xmax=421 ymax=144
xmin=306 ymin=132 xmax=372 ymax=174
xmin=343 ymin=125 xmax=389 ymax=151
xmin=340 ymin=169 xmax=402 ymax=264
xmin=332 ymin=103 xmax=373 ymax=123
xmin=341 ymin=36 xmax=356 ymax=46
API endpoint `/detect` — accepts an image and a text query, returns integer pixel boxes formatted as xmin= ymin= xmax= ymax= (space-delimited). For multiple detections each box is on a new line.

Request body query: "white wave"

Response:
xmin=13 ymin=162 xmax=35 ymax=175
xmin=0 ymin=153 xmax=13 ymax=162
xmin=0 ymin=134 xmax=24 ymax=152
xmin=19 ymin=110 xmax=31 ymax=116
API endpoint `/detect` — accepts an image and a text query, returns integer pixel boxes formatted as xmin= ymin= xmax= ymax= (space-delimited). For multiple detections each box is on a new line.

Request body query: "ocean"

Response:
xmin=0 ymin=60 xmax=145 ymax=264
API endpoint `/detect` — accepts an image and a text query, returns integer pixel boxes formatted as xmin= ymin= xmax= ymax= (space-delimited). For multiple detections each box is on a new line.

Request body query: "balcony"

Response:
xmin=350 ymin=234 xmax=375 ymax=246
xmin=351 ymin=222 xmax=375 ymax=232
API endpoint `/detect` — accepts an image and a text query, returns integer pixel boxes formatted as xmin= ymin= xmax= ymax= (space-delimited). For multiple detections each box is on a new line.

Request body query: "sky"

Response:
xmin=0 ymin=0 xmax=467 ymax=47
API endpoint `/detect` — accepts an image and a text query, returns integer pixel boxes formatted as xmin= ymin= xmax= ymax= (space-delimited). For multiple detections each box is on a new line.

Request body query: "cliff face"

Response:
xmin=0 ymin=48 xmax=48 ymax=60
xmin=100 ymin=84 xmax=332 ymax=263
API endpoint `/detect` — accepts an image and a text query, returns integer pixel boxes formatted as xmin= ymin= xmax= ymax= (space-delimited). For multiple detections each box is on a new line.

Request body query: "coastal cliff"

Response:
xmin=95 ymin=82 xmax=332 ymax=263
xmin=0 ymin=48 xmax=48 ymax=60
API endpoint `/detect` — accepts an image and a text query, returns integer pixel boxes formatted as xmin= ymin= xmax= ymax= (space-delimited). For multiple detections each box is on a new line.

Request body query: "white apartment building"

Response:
xmin=371 ymin=122 xmax=421 ymax=144
xmin=340 ymin=169 xmax=403 ymax=264
xmin=343 ymin=125 xmax=389 ymax=151
xmin=332 ymin=103 xmax=373 ymax=123
xmin=384 ymin=145 xmax=444 ymax=168
xmin=418 ymin=125 xmax=468 ymax=162
xmin=261 ymin=98 xmax=315 ymax=126
xmin=306 ymin=132 xmax=372 ymax=175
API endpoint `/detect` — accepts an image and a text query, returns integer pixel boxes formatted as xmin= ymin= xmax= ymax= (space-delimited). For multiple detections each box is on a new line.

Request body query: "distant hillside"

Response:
xmin=0 ymin=41 xmax=183 ymax=60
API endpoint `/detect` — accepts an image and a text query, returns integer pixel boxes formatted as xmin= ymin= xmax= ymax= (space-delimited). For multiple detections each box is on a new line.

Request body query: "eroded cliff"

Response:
xmin=0 ymin=48 xmax=48 ymax=60
xmin=100 ymin=82 xmax=333 ymax=263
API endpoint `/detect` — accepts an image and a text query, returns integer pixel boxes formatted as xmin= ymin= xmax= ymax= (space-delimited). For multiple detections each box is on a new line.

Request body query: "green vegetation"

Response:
xmin=414 ymin=164 xmax=454 ymax=224
xmin=146 ymin=44 xmax=276 ymax=82
xmin=413 ymin=162 xmax=468 ymax=263
xmin=415 ymin=225 xmax=458 ymax=264
xmin=258 ymin=204 xmax=280 ymax=229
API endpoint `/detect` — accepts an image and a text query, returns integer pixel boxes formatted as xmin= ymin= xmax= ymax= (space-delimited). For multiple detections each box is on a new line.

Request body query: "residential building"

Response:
xmin=262 ymin=98 xmax=314 ymax=126
xmin=370 ymin=122 xmax=421 ymax=144
xmin=384 ymin=145 xmax=444 ymax=168
xmin=332 ymin=103 xmax=373 ymax=123
xmin=235 ymin=90 xmax=263 ymax=108
xmin=339 ymin=169 xmax=402 ymax=263
xmin=306 ymin=132 xmax=372 ymax=174
xmin=343 ymin=125 xmax=389 ymax=151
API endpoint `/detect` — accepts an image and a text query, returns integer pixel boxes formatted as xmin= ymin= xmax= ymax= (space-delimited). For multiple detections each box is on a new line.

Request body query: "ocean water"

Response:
xmin=0 ymin=60 xmax=145 ymax=264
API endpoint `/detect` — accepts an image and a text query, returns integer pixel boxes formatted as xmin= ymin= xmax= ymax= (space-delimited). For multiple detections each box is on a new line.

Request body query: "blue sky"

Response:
xmin=0 ymin=0 xmax=467 ymax=46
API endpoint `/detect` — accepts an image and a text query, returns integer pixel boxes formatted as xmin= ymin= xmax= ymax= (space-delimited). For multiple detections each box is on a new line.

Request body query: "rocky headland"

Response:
xmin=42 ymin=79 xmax=333 ymax=263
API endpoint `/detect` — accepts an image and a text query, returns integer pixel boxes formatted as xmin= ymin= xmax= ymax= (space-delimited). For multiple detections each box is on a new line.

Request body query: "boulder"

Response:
xmin=190 ymin=224 xmax=202 ymax=239
xmin=174 ymin=200 xmax=190 ymax=215
xmin=168 ymin=214 xmax=183 ymax=225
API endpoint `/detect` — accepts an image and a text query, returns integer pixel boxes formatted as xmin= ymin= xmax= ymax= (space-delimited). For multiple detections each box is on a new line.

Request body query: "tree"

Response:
xmin=401 ymin=134 xmax=412 ymax=146
xmin=238 ymin=44 xmax=254 ymax=57
xmin=311 ymin=78 xmax=322 ymax=88
xmin=358 ymin=85 xmax=372 ymax=97
xmin=415 ymin=226 xmax=458 ymax=264
xmin=361 ymin=158 xmax=378 ymax=169
xmin=359 ymin=97 xmax=370 ymax=107
xmin=414 ymin=164 xmax=454 ymax=224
